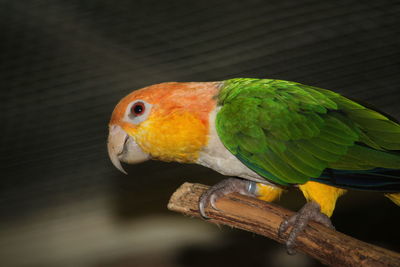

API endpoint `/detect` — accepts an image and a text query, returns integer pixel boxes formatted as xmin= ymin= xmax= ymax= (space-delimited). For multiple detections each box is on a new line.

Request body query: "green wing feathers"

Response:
xmin=216 ymin=78 xmax=400 ymax=186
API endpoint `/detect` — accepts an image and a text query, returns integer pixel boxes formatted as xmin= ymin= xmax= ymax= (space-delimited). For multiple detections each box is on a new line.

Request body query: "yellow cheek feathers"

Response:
xmin=134 ymin=111 xmax=208 ymax=163
xmin=299 ymin=181 xmax=347 ymax=217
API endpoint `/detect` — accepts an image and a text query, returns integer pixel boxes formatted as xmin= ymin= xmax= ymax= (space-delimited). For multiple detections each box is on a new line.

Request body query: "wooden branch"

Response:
xmin=167 ymin=182 xmax=400 ymax=267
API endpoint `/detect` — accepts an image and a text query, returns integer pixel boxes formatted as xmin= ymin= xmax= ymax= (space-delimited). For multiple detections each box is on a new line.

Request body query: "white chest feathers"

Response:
xmin=196 ymin=108 xmax=271 ymax=184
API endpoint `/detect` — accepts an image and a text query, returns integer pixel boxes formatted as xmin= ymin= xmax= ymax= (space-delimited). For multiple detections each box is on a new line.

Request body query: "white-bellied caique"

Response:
xmin=107 ymin=78 xmax=400 ymax=253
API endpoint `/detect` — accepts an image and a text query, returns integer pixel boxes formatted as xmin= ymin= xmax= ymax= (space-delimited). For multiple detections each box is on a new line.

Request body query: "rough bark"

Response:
xmin=168 ymin=182 xmax=400 ymax=267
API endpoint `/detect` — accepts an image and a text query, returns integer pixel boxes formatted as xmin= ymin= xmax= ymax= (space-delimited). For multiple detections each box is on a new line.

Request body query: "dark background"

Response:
xmin=0 ymin=1 xmax=399 ymax=266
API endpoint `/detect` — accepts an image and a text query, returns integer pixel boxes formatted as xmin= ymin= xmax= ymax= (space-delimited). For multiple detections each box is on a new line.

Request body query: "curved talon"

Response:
xmin=198 ymin=178 xmax=255 ymax=219
xmin=199 ymin=190 xmax=222 ymax=219
xmin=278 ymin=215 xmax=297 ymax=238
xmin=278 ymin=201 xmax=334 ymax=254
xmin=199 ymin=194 xmax=210 ymax=219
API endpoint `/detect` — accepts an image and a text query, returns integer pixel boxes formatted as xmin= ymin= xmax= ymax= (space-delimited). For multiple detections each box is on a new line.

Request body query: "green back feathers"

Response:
xmin=216 ymin=78 xmax=400 ymax=186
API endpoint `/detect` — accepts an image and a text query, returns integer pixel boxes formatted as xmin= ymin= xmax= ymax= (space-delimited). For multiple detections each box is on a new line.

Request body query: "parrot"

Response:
xmin=107 ymin=78 xmax=400 ymax=253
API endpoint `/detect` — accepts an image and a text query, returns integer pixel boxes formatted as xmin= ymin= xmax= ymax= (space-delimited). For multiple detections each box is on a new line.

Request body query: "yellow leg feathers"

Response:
xmin=255 ymin=181 xmax=399 ymax=217
xmin=254 ymin=182 xmax=345 ymax=217
xmin=299 ymin=181 xmax=347 ymax=217
xmin=255 ymin=183 xmax=283 ymax=202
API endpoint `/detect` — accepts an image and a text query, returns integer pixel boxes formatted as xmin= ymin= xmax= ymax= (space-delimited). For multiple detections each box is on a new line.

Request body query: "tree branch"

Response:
xmin=167 ymin=182 xmax=400 ymax=267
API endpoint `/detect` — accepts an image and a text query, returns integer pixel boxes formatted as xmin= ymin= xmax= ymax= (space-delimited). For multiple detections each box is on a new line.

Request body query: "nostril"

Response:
xmin=109 ymin=124 xmax=120 ymax=134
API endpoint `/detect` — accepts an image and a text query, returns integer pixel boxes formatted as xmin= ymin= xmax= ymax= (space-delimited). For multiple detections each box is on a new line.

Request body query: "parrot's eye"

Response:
xmin=125 ymin=99 xmax=152 ymax=125
xmin=131 ymin=101 xmax=145 ymax=116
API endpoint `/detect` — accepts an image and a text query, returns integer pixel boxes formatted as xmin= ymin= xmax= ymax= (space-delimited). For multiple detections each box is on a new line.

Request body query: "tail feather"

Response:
xmin=385 ymin=193 xmax=400 ymax=205
xmin=312 ymin=168 xmax=400 ymax=192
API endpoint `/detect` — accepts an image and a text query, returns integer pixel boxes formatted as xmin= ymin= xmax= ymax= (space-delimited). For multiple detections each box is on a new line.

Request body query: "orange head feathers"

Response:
xmin=108 ymin=82 xmax=221 ymax=171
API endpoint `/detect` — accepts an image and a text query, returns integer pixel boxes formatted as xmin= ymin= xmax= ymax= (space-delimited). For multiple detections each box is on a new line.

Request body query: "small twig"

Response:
xmin=167 ymin=182 xmax=400 ymax=267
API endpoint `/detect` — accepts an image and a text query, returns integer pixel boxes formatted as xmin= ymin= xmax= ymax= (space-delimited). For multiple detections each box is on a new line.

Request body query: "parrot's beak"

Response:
xmin=107 ymin=124 xmax=150 ymax=174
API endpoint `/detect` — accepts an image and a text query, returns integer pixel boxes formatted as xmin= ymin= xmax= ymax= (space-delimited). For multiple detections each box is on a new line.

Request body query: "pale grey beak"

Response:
xmin=107 ymin=124 xmax=150 ymax=174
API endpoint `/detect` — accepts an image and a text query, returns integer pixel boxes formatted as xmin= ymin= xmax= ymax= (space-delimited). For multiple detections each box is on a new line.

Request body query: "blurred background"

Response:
xmin=1 ymin=1 xmax=399 ymax=266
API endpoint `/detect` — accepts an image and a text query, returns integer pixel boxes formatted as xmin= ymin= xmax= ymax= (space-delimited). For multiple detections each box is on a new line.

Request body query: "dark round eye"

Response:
xmin=131 ymin=101 xmax=145 ymax=116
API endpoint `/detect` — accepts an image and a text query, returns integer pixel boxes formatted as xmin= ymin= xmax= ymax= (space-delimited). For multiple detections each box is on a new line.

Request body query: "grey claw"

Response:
xmin=278 ymin=201 xmax=334 ymax=255
xmin=198 ymin=178 xmax=255 ymax=219
xmin=199 ymin=193 xmax=211 ymax=219
xmin=279 ymin=215 xmax=296 ymax=238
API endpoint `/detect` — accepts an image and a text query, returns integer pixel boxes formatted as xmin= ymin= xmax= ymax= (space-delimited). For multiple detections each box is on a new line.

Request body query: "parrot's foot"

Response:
xmin=278 ymin=201 xmax=334 ymax=255
xmin=199 ymin=178 xmax=256 ymax=219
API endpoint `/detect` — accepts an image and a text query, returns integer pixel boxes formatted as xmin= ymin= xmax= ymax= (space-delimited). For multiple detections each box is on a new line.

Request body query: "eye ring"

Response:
xmin=125 ymin=99 xmax=152 ymax=125
xmin=131 ymin=101 xmax=145 ymax=116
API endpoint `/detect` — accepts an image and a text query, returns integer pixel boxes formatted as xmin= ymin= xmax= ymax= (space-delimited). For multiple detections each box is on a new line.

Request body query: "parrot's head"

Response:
xmin=107 ymin=82 xmax=220 ymax=174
